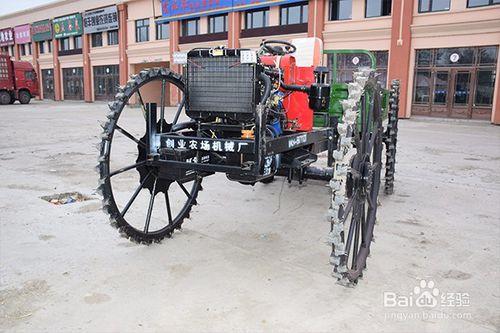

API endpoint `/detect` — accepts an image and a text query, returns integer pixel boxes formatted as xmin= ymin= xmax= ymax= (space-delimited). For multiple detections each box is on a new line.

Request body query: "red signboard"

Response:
xmin=0 ymin=28 xmax=15 ymax=47
xmin=14 ymin=25 xmax=31 ymax=44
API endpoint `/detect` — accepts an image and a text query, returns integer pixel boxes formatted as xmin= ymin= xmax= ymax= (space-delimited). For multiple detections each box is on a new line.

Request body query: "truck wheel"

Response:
xmin=18 ymin=91 xmax=31 ymax=104
xmin=0 ymin=91 xmax=11 ymax=105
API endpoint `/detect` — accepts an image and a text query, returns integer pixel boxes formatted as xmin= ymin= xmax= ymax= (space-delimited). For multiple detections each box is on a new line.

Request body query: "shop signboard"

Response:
xmin=0 ymin=28 xmax=14 ymax=47
xmin=32 ymin=20 xmax=53 ymax=42
xmin=161 ymin=0 xmax=304 ymax=21
xmin=14 ymin=24 xmax=31 ymax=44
xmin=83 ymin=5 xmax=119 ymax=34
xmin=53 ymin=13 xmax=83 ymax=39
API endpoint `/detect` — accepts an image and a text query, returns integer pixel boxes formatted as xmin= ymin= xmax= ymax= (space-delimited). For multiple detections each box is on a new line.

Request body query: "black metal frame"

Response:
xmin=144 ymin=103 xmax=335 ymax=182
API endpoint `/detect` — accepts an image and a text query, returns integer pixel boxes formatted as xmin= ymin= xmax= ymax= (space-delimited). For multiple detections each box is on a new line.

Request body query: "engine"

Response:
xmin=184 ymin=43 xmax=330 ymax=135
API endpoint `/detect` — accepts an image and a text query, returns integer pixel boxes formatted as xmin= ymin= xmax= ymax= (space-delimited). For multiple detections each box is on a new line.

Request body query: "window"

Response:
xmin=330 ymin=0 xmax=352 ymax=20
xmin=38 ymin=42 xmax=45 ymax=54
xmin=48 ymin=40 xmax=52 ymax=53
xmin=475 ymin=70 xmax=496 ymax=106
xmin=479 ymin=46 xmax=498 ymax=65
xmin=467 ymin=0 xmax=500 ymax=7
xmin=20 ymin=44 xmax=32 ymax=56
xmin=91 ymin=33 xmax=103 ymax=47
xmin=435 ymin=47 xmax=474 ymax=66
xmin=365 ymin=0 xmax=392 ymax=17
xmin=245 ymin=8 xmax=269 ymax=29
xmin=60 ymin=38 xmax=70 ymax=51
xmin=156 ymin=20 xmax=169 ymax=39
xmin=433 ymin=72 xmax=448 ymax=104
xmin=413 ymin=70 xmax=431 ymax=104
xmin=9 ymin=45 xmax=14 ymax=57
xmin=419 ymin=0 xmax=450 ymax=13
xmin=416 ymin=49 xmax=432 ymax=66
xmin=108 ymin=30 xmax=119 ymax=45
xmin=25 ymin=70 xmax=34 ymax=80
xmin=327 ymin=51 xmax=389 ymax=87
xmin=136 ymin=19 xmax=150 ymax=42
xmin=208 ymin=14 xmax=228 ymax=33
xmin=74 ymin=36 xmax=82 ymax=49
xmin=280 ymin=2 xmax=308 ymax=25
xmin=181 ymin=18 xmax=199 ymax=36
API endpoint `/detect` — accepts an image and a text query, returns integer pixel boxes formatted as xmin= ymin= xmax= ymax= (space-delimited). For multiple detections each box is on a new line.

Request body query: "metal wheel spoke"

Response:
xmin=351 ymin=212 xmax=361 ymax=270
xmin=136 ymin=88 xmax=147 ymax=120
xmin=361 ymin=201 xmax=367 ymax=247
xmin=143 ymin=178 xmax=158 ymax=233
xmin=160 ymin=79 xmax=166 ymax=133
xmin=109 ymin=161 xmax=147 ymax=178
xmin=172 ymin=95 xmax=185 ymax=126
xmin=340 ymin=189 xmax=358 ymax=222
xmin=115 ymin=124 xmax=146 ymax=149
xmin=165 ymin=191 xmax=173 ymax=225
xmin=121 ymin=171 xmax=152 ymax=217
xmin=344 ymin=200 xmax=359 ymax=260
xmin=177 ymin=180 xmax=193 ymax=199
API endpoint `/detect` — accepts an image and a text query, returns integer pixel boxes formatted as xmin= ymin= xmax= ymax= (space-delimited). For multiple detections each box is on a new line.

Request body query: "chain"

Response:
xmin=327 ymin=68 xmax=373 ymax=285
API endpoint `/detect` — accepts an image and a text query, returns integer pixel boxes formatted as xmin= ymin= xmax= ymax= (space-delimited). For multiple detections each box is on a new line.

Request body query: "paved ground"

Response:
xmin=0 ymin=100 xmax=499 ymax=333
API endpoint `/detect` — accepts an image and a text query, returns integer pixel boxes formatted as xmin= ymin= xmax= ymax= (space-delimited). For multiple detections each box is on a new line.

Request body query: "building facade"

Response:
xmin=0 ymin=0 xmax=499 ymax=124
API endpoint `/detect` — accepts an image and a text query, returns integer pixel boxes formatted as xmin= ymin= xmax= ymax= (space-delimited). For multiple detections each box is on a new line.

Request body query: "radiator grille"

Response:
xmin=186 ymin=55 xmax=256 ymax=119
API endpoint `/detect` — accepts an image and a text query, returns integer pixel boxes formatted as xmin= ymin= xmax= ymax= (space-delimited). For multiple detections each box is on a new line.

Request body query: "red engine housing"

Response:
xmin=260 ymin=55 xmax=315 ymax=132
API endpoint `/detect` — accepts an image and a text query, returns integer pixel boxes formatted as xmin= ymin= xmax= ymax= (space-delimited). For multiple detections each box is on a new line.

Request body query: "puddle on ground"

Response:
xmin=40 ymin=192 xmax=93 ymax=205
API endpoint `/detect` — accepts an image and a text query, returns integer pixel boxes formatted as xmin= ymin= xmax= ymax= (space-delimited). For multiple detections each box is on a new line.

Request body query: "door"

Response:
xmin=63 ymin=67 xmax=83 ymax=100
xmin=93 ymin=65 xmax=119 ymax=101
xmin=41 ymin=69 xmax=54 ymax=100
xmin=429 ymin=70 xmax=450 ymax=117
xmin=449 ymin=69 xmax=473 ymax=118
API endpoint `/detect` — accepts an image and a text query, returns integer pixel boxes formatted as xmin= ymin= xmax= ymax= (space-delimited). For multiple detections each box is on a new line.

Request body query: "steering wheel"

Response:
xmin=260 ymin=40 xmax=297 ymax=56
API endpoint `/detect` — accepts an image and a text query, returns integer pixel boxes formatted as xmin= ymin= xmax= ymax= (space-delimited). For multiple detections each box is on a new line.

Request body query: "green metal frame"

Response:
xmin=313 ymin=49 xmax=388 ymax=128
xmin=324 ymin=49 xmax=377 ymax=84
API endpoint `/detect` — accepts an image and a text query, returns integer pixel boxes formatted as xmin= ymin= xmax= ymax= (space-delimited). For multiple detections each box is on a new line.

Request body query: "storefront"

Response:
xmin=93 ymin=65 xmax=119 ymax=101
xmin=41 ymin=69 xmax=55 ymax=100
xmin=62 ymin=67 xmax=84 ymax=100
xmin=412 ymin=46 xmax=498 ymax=120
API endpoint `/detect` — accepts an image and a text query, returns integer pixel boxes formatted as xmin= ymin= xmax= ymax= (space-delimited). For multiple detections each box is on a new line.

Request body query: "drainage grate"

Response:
xmin=41 ymin=192 xmax=92 ymax=205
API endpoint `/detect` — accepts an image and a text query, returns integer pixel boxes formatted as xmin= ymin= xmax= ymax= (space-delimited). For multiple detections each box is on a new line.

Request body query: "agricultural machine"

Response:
xmin=96 ymin=38 xmax=399 ymax=285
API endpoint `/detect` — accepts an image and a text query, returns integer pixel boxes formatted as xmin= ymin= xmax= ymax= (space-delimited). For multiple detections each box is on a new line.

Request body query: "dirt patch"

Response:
xmin=5 ymin=184 xmax=50 ymax=191
xmin=0 ymin=279 xmax=50 ymax=329
xmin=41 ymin=192 xmax=93 ymax=205
xmin=38 ymin=234 xmax=55 ymax=241
xmin=83 ymin=293 xmax=111 ymax=304
xmin=167 ymin=264 xmax=192 ymax=279
xmin=442 ymin=269 xmax=472 ymax=280
xmin=395 ymin=217 xmax=423 ymax=226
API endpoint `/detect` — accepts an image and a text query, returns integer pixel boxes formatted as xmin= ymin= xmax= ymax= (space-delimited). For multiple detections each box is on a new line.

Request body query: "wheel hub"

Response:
xmin=136 ymin=135 xmax=172 ymax=194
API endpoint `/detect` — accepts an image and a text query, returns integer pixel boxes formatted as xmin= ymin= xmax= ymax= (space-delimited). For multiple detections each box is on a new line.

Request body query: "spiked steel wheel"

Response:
xmin=96 ymin=68 xmax=202 ymax=244
xmin=329 ymin=75 xmax=384 ymax=286
xmin=384 ymin=80 xmax=400 ymax=195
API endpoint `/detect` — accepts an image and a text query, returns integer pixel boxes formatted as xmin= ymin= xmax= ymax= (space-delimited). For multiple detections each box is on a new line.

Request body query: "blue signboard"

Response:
xmin=160 ymin=0 xmax=303 ymax=21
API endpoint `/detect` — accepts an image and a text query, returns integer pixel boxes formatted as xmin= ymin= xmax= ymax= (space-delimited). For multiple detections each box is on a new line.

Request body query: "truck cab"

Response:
xmin=0 ymin=54 xmax=39 ymax=105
